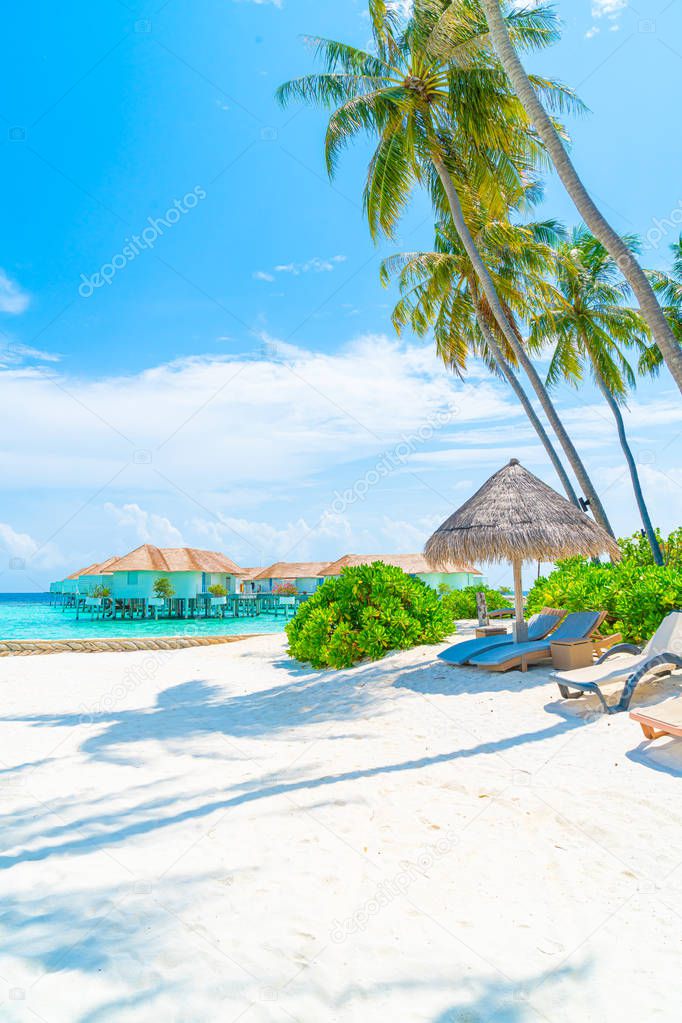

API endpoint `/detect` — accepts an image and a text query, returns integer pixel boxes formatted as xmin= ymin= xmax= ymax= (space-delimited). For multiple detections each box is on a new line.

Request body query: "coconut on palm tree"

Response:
xmin=277 ymin=0 xmax=614 ymax=533
xmin=471 ymin=0 xmax=682 ymax=394
xmin=529 ymin=226 xmax=663 ymax=564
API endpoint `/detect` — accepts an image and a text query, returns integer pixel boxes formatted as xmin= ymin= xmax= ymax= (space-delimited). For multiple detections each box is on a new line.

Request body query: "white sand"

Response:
xmin=1 ymin=627 xmax=682 ymax=1022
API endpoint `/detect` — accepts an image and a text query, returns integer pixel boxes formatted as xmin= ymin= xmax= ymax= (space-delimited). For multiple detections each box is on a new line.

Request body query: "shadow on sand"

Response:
xmin=0 ymin=715 xmax=583 ymax=871
xmin=393 ymin=660 xmax=552 ymax=698
xmin=5 ymin=667 xmax=384 ymax=766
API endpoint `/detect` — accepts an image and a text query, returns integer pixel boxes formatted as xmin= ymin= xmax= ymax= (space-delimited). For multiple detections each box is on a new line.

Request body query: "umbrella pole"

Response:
xmin=512 ymin=558 xmax=528 ymax=643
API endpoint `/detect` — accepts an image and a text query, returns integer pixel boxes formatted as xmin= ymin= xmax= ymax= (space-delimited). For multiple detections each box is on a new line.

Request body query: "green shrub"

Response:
xmin=525 ymin=530 xmax=682 ymax=644
xmin=440 ymin=585 xmax=512 ymax=621
xmin=618 ymin=527 xmax=682 ymax=569
xmin=152 ymin=577 xmax=175 ymax=600
xmin=286 ymin=562 xmax=454 ymax=669
xmin=208 ymin=583 xmax=227 ymax=597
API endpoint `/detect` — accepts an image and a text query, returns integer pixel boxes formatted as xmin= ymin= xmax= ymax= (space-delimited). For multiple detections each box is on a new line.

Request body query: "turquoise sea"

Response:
xmin=0 ymin=594 xmax=287 ymax=641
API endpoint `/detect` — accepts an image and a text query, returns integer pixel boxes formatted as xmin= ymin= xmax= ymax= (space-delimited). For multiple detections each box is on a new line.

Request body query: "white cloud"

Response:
xmin=103 ymin=503 xmax=184 ymax=548
xmin=587 ymin=0 xmax=627 ymax=37
xmin=592 ymin=0 xmax=627 ymax=16
xmin=0 ymin=270 xmax=30 ymax=314
xmin=191 ymin=509 xmax=354 ymax=565
xmin=0 ymin=522 xmax=41 ymax=562
xmin=377 ymin=514 xmax=442 ymax=553
xmin=0 ymin=333 xmax=518 ymax=492
xmin=0 ymin=521 xmax=63 ymax=572
xmin=3 ymin=331 xmax=679 ymax=586
xmin=0 ymin=342 xmax=60 ymax=367
xmin=255 ymin=255 xmax=347 ymax=279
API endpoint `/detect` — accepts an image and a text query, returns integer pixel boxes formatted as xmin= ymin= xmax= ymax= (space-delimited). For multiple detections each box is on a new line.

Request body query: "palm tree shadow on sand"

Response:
xmin=0 ymin=715 xmax=585 ymax=870
xmin=392 ymin=660 xmax=554 ymax=698
xmin=327 ymin=960 xmax=588 ymax=1022
xmin=3 ymin=668 xmax=385 ymax=766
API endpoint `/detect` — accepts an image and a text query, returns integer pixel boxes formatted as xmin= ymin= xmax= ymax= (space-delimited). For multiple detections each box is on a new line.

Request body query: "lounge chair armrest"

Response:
xmin=595 ymin=641 xmax=641 ymax=665
xmin=616 ymin=652 xmax=682 ymax=712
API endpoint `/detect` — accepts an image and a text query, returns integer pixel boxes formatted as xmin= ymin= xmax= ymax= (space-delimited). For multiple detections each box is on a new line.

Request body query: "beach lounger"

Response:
xmin=630 ymin=696 xmax=682 ymax=741
xmin=438 ymin=607 xmax=567 ymax=666
xmin=468 ymin=611 xmax=606 ymax=673
xmin=554 ymin=611 xmax=682 ymax=714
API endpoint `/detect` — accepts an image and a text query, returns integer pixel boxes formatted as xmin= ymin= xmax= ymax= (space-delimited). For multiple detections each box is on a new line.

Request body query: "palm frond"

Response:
xmin=364 ymin=127 xmax=417 ymax=239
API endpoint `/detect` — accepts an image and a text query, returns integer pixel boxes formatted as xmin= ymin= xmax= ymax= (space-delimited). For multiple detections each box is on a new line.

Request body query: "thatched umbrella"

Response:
xmin=425 ymin=459 xmax=620 ymax=641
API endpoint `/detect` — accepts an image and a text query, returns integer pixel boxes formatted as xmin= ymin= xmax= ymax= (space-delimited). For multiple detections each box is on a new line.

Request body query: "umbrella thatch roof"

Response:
xmin=425 ymin=459 xmax=620 ymax=565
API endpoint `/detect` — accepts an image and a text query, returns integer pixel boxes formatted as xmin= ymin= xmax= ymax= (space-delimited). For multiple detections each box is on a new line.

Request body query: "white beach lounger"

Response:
xmin=553 ymin=610 xmax=682 ymax=714
xmin=630 ymin=696 xmax=682 ymax=742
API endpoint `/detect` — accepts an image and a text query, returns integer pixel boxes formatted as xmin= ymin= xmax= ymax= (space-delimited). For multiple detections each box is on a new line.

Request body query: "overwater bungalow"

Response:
xmin=51 ymin=547 xmax=485 ymax=620
xmin=253 ymin=561 xmax=331 ymax=595
xmin=62 ymin=565 xmax=97 ymax=595
xmin=51 ymin=557 xmax=118 ymax=598
xmin=105 ymin=544 xmax=244 ymax=601
xmin=321 ymin=553 xmax=484 ymax=591
xmin=235 ymin=568 xmax=264 ymax=594
xmin=52 ymin=544 xmax=248 ymax=617
xmin=75 ymin=557 xmax=119 ymax=595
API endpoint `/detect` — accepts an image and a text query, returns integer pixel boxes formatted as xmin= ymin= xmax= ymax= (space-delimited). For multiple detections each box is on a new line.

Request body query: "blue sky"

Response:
xmin=1 ymin=0 xmax=681 ymax=591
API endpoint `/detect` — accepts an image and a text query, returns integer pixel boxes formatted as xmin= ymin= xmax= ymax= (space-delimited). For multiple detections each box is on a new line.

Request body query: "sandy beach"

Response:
xmin=1 ymin=627 xmax=681 ymax=1022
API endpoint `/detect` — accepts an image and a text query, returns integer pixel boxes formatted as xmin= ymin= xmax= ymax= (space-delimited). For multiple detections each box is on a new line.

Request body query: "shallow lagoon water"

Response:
xmin=0 ymin=594 xmax=287 ymax=641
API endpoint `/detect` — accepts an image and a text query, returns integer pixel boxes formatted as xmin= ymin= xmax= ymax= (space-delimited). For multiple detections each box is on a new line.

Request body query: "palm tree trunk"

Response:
xmin=512 ymin=341 xmax=614 ymax=535
xmin=431 ymin=151 xmax=615 ymax=535
xmin=593 ymin=371 xmax=664 ymax=565
xmin=474 ymin=305 xmax=580 ymax=506
xmin=478 ymin=0 xmax=682 ymax=396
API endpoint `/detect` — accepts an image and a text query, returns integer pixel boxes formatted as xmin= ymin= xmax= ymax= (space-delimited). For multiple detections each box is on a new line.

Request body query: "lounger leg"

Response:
xmin=557 ymin=681 xmax=612 ymax=713
xmin=640 ymin=723 xmax=668 ymax=740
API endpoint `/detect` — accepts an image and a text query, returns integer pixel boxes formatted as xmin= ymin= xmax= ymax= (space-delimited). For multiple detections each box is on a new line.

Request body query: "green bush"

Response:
xmin=286 ymin=562 xmax=454 ymax=669
xmin=152 ymin=576 xmax=175 ymax=600
xmin=525 ymin=531 xmax=682 ymax=644
xmin=618 ymin=527 xmax=682 ymax=569
xmin=440 ymin=584 xmax=512 ymax=622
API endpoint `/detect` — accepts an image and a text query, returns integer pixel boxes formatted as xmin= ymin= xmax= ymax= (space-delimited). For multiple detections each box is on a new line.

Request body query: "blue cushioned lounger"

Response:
xmin=467 ymin=611 xmax=604 ymax=673
xmin=438 ymin=609 xmax=566 ymax=666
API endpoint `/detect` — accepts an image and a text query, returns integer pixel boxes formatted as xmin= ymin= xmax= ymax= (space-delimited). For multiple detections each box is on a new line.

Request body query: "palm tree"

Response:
xmin=530 ymin=227 xmax=664 ymax=564
xmin=382 ymin=212 xmax=580 ymax=504
xmin=277 ymin=0 xmax=614 ymax=534
xmin=649 ymin=235 xmax=682 ymax=355
xmin=475 ymin=0 xmax=682 ymax=395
